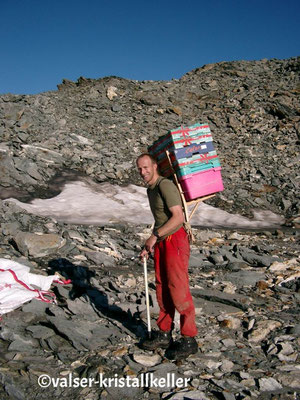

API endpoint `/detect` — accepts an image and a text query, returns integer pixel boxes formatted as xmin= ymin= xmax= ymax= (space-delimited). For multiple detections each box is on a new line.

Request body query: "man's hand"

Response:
xmin=145 ymin=234 xmax=157 ymax=253
xmin=140 ymin=248 xmax=149 ymax=260
xmin=140 ymin=234 xmax=157 ymax=260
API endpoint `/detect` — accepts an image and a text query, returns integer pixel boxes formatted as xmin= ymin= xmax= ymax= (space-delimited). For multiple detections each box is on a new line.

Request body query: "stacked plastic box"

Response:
xmin=148 ymin=123 xmax=224 ymax=201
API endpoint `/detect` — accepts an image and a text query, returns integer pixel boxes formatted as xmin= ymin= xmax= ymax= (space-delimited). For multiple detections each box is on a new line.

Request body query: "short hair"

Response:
xmin=136 ymin=153 xmax=157 ymax=165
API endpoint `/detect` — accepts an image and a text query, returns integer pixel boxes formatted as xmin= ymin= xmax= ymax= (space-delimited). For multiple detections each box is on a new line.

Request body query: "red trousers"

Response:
xmin=154 ymin=227 xmax=197 ymax=337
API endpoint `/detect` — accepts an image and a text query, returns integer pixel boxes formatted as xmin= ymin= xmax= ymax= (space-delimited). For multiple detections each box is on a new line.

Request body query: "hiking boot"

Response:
xmin=165 ymin=336 xmax=198 ymax=360
xmin=139 ymin=330 xmax=172 ymax=351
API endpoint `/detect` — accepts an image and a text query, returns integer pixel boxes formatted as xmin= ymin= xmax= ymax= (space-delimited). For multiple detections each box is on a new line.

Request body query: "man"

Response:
xmin=136 ymin=153 xmax=198 ymax=359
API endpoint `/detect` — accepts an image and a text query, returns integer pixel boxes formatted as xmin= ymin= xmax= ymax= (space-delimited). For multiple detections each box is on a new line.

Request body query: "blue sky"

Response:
xmin=1 ymin=0 xmax=299 ymax=95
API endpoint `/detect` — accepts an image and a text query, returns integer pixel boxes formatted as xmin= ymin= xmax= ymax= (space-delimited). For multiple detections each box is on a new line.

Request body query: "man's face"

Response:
xmin=137 ymin=156 xmax=158 ymax=185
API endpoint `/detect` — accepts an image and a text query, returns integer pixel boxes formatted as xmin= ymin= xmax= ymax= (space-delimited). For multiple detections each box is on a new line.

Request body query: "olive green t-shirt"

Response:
xmin=147 ymin=176 xmax=183 ymax=238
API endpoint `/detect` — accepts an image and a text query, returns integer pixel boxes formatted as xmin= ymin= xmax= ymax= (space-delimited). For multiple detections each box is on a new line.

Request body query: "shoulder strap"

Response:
xmin=157 ymin=177 xmax=167 ymax=199
xmin=157 ymin=177 xmax=194 ymax=243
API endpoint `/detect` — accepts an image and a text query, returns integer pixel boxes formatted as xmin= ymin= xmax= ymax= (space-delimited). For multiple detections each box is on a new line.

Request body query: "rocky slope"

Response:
xmin=0 ymin=57 xmax=299 ymax=220
xmin=0 ymin=58 xmax=299 ymax=400
xmin=0 ymin=201 xmax=299 ymax=400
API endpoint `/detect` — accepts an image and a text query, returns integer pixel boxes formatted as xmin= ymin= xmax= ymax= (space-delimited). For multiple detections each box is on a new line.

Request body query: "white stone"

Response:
xmin=220 ymin=359 xmax=235 ymax=372
xmin=275 ymin=371 xmax=300 ymax=389
xmin=258 ymin=377 xmax=283 ymax=391
xmin=278 ymin=352 xmax=298 ymax=362
xmin=106 ymin=86 xmax=118 ymax=100
xmin=133 ymin=353 xmax=161 ymax=367
xmin=248 ymin=320 xmax=282 ymax=343
xmin=58 ymin=119 xmax=67 ymax=127
xmin=73 ymin=255 xmax=87 ymax=261
xmin=269 ymin=258 xmax=299 ymax=272
xmin=228 ymin=232 xmax=245 ymax=240
xmin=222 ymin=281 xmax=237 ymax=294
xmin=241 ymin=378 xmax=256 ymax=388
xmin=123 ymin=277 xmax=137 ymax=288
xmin=203 ymin=359 xmax=222 ymax=370
xmin=276 ymin=364 xmax=300 ymax=371
xmin=221 ymin=338 xmax=236 ymax=348
xmin=240 ymin=372 xmax=252 ymax=379
xmin=167 ymin=390 xmax=210 ymax=400
xmin=219 ymin=316 xmax=241 ymax=329
xmin=70 ymin=134 xmax=93 ymax=145
xmin=277 ymin=342 xmax=294 ymax=355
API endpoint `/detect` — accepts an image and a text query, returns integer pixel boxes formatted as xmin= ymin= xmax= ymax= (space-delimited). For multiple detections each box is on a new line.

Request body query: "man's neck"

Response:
xmin=148 ymin=174 xmax=160 ymax=187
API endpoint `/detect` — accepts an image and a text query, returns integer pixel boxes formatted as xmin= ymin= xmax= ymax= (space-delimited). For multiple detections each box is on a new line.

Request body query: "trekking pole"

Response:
xmin=143 ymin=256 xmax=151 ymax=338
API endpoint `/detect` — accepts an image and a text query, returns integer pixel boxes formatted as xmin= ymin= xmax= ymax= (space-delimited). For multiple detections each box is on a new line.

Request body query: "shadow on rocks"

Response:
xmin=48 ymin=257 xmax=141 ymax=337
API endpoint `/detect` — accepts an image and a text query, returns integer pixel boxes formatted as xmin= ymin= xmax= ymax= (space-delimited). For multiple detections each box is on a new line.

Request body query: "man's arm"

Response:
xmin=141 ymin=205 xmax=184 ymax=258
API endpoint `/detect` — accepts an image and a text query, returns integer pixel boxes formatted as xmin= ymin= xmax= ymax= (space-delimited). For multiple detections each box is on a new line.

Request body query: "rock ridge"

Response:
xmin=0 ymin=57 xmax=299 ymax=222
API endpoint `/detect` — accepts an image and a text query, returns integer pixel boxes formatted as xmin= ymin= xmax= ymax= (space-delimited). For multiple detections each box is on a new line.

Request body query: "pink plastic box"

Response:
xmin=179 ymin=167 xmax=224 ymax=201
